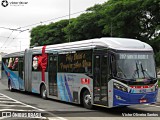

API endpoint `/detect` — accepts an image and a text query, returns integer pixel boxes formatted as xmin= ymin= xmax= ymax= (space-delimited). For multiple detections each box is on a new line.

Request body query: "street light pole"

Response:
xmin=69 ymin=0 xmax=71 ymax=42
xmin=69 ymin=0 xmax=71 ymax=25
xmin=111 ymin=22 xmax=112 ymax=37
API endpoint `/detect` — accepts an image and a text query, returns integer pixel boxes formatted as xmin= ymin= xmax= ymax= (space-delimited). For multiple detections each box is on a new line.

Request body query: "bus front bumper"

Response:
xmin=113 ymin=89 xmax=158 ymax=107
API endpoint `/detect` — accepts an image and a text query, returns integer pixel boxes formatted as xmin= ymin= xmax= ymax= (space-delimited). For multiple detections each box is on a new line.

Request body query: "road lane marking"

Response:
xmin=0 ymin=93 xmax=67 ymax=120
xmin=48 ymin=117 xmax=68 ymax=120
xmin=145 ymin=104 xmax=160 ymax=108
xmin=0 ymin=109 xmax=37 ymax=111
xmin=0 ymin=101 xmax=19 ymax=103
xmin=0 ymin=104 xmax=30 ymax=107
xmin=0 ymin=97 xmax=10 ymax=99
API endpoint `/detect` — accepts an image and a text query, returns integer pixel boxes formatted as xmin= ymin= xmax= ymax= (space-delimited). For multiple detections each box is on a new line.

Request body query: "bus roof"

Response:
xmin=3 ymin=37 xmax=153 ymax=57
xmin=33 ymin=37 xmax=153 ymax=52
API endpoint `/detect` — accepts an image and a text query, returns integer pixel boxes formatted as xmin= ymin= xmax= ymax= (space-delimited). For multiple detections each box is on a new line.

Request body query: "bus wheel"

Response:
xmin=83 ymin=90 xmax=92 ymax=109
xmin=41 ymin=85 xmax=47 ymax=99
xmin=8 ymin=81 xmax=13 ymax=92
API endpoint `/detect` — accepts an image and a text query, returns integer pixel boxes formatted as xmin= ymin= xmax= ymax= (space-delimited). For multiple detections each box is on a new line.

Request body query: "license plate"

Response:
xmin=139 ymin=89 xmax=147 ymax=93
xmin=140 ymin=99 xmax=147 ymax=103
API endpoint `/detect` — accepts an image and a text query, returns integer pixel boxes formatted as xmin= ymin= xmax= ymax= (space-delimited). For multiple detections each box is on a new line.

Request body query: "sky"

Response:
xmin=0 ymin=0 xmax=107 ymax=53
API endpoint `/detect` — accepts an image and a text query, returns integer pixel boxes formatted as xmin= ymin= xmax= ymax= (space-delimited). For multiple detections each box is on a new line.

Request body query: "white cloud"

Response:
xmin=0 ymin=0 xmax=107 ymax=53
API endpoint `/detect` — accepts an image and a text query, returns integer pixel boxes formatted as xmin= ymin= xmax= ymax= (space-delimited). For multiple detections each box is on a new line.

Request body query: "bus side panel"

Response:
xmin=2 ymin=62 xmax=24 ymax=90
xmin=108 ymin=79 xmax=114 ymax=108
xmin=57 ymin=73 xmax=72 ymax=102
xmin=1 ymin=67 xmax=9 ymax=87
xmin=57 ymin=73 xmax=93 ymax=104
xmin=31 ymin=71 xmax=41 ymax=93
xmin=31 ymin=71 xmax=48 ymax=94
xmin=24 ymin=49 xmax=32 ymax=92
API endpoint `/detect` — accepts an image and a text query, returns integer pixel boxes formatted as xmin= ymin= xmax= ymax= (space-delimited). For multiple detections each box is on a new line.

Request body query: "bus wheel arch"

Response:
xmin=80 ymin=88 xmax=92 ymax=109
xmin=40 ymin=83 xmax=47 ymax=99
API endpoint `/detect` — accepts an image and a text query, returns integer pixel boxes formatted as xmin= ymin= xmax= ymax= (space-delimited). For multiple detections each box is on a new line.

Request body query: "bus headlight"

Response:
xmin=114 ymin=82 xmax=128 ymax=92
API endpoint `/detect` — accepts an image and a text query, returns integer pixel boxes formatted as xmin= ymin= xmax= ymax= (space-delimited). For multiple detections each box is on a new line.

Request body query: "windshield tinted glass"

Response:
xmin=116 ymin=52 xmax=156 ymax=79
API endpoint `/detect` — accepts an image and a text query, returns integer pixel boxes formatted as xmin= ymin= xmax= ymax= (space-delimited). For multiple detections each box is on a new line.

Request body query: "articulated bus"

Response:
xmin=1 ymin=37 xmax=158 ymax=109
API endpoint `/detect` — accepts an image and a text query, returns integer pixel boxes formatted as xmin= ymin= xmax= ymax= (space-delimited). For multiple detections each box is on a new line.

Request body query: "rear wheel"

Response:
xmin=82 ymin=90 xmax=92 ymax=109
xmin=41 ymin=85 xmax=47 ymax=99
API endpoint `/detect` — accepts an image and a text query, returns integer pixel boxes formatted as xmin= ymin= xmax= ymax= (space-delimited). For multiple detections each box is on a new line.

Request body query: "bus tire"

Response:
xmin=8 ymin=80 xmax=14 ymax=92
xmin=82 ymin=90 xmax=92 ymax=109
xmin=41 ymin=85 xmax=47 ymax=99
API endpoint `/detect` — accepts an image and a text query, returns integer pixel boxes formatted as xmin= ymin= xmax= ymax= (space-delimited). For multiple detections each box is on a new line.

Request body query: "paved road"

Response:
xmin=0 ymin=93 xmax=47 ymax=119
xmin=0 ymin=81 xmax=160 ymax=120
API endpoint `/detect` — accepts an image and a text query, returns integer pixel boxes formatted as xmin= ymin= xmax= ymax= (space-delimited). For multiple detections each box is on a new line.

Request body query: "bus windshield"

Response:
xmin=116 ymin=52 xmax=156 ymax=80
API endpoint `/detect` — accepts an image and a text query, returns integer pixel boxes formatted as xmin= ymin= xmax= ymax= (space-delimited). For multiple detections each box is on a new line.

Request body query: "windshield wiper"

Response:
xmin=140 ymin=63 xmax=145 ymax=78
xmin=132 ymin=62 xmax=139 ymax=79
xmin=140 ymin=63 xmax=154 ymax=79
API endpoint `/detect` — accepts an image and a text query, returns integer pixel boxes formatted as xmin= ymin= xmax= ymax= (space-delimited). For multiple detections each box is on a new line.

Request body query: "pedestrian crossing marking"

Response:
xmin=0 ymin=93 xmax=67 ymax=120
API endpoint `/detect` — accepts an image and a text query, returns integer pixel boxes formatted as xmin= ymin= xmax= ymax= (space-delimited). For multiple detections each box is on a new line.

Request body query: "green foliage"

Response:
xmin=30 ymin=20 xmax=69 ymax=46
xmin=156 ymin=52 xmax=160 ymax=67
xmin=100 ymin=0 xmax=143 ymax=38
xmin=30 ymin=0 xmax=160 ymax=66
xmin=96 ymin=0 xmax=160 ymax=42
xmin=64 ymin=12 xmax=105 ymax=42
xmin=30 ymin=25 xmax=47 ymax=46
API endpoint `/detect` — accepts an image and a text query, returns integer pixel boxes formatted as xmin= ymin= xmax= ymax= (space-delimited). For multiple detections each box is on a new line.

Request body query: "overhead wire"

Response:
xmin=0 ymin=10 xmax=86 ymax=50
xmin=0 ymin=26 xmax=23 ymax=31
xmin=3 ymin=29 xmax=30 ymax=48
xmin=15 ymin=10 xmax=86 ymax=29
xmin=0 ymin=36 xmax=28 ymax=39
xmin=0 ymin=30 xmax=14 ymax=48
xmin=0 ymin=27 xmax=30 ymax=49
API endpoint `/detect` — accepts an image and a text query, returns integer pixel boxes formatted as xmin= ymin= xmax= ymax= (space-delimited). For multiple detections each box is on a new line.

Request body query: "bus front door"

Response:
xmin=48 ymin=54 xmax=58 ymax=96
xmin=93 ymin=54 xmax=108 ymax=106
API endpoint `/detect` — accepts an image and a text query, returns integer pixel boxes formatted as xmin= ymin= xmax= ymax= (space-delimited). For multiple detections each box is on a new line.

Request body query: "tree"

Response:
xmin=64 ymin=11 xmax=105 ymax=42
xmin=30 ymin=19 xmax=69 ymax=46
xmin=87 ymin=0 xmax=159 ymax=43
xmin=89 ymin=0 xmax=160 ymax=66
xmin=30 ymin=25 xmax=47 ymax=46
xmin=30 ymin=0 xmax=160 ymax=67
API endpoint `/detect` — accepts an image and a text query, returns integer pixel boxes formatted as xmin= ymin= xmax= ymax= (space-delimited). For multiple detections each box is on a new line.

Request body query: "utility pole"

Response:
xmin=69 ymin=0 xmax=71 ymax=42
xmin=111 ymin=22 xmax=112 ymax=37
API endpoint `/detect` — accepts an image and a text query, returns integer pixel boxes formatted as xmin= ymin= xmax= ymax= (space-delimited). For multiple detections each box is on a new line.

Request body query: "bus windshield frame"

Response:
xmin=113 ymin=51 xmax=156 ymax=81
